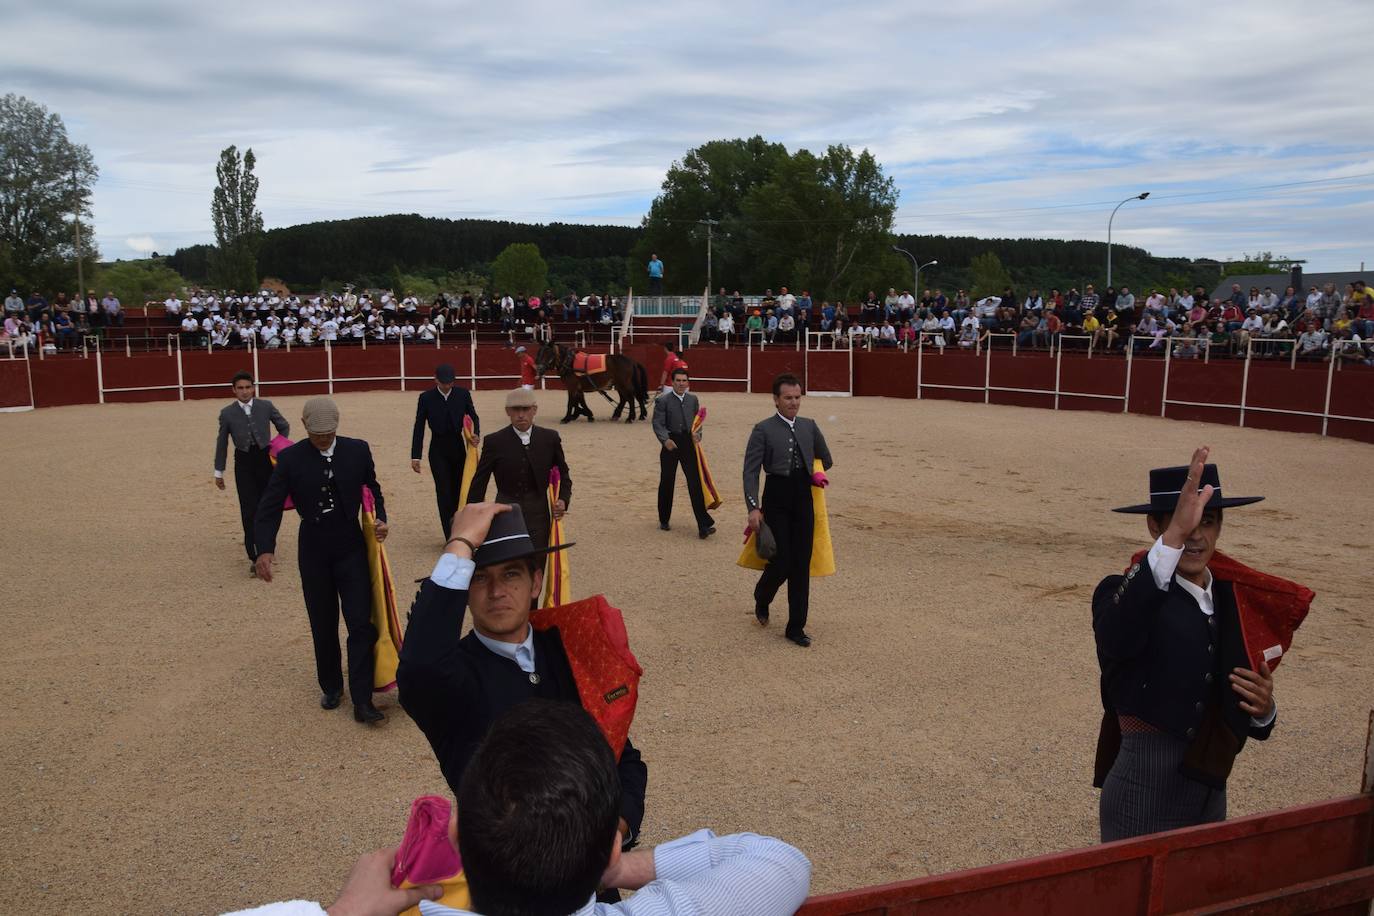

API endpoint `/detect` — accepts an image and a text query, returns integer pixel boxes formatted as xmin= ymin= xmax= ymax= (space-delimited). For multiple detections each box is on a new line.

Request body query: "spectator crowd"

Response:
xmin=690 ymin=279 xmax=1374 ymax=364
xmin=5 ymin=277 xmax=1372 ymax=365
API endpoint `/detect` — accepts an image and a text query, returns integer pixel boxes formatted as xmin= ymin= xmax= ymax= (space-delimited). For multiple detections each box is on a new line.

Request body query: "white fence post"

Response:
xmin=983 ymin=337 xmax=992 ymax=404
xmin=399 ymin=334 xmax=406 ymax=391
xmin=1054 ymin=341 xmax=1063 ymax=410
xmin=176 ymin=344 xmax=185 ymax=401
xmin=1321 ymin=341 xmax=1339 ymax=437
xmin=1122 ymin=341 xmax=1133 ymax=413
xmin=1160 ymin=338 xmax=1172 ymax=418
xmin=326 ymin=340 xmax=334 ymax=395
xmin=95 ymin=345 xmax=105 ymax=404
xmin=916 ymin=335 xmax=924 ymax=399
xmin=1239 ymin=338 xmax=1252 ymax=428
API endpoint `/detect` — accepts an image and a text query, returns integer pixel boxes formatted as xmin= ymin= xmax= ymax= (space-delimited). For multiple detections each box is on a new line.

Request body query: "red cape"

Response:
xmin=1128 ymin=548 xmax=1313 ymax=671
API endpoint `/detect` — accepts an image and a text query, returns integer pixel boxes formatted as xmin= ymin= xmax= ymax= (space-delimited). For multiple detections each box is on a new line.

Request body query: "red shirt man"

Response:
xmin=516 ymin=347 xmax=537 ymax=389
xmin=659 ymin=344 xmax=688 ymax=393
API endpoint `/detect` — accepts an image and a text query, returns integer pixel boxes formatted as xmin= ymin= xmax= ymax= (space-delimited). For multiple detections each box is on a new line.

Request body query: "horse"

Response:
xmin=534 ymin=342 xmax=649 ymax=424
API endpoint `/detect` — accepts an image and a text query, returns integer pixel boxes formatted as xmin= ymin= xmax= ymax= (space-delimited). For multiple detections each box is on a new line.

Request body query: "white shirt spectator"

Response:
xmin=975 ymin=296 xmax=1001 ymax=318
xmin=718 ymin=314 xmax=735 ymax=335
xmin=180 ymin=316 xmax=198 ymax=334
xmin=961 ymin=314 xmax=981 ymax=332
xmin=401 ymin=323 xmax=416 ymax=339
xmin=386 ymin=324 xmax=401 ymax=339
xmin=1242 ymin=314 xmax=1264 ymax=334
xmin=776 ymin=292 xmax=796 ymax=312
xmin=201 ymin=316 xmax=214 ymax=333
xmin=164 ymin=296 xmax=182 ymax=317
xmin=419 ymin=321 xmax=437 ymax=340
xmin=896 ymin=292 xmax=915 ymax=311
xmin=321 ymin=319 xmax=339 ymax=341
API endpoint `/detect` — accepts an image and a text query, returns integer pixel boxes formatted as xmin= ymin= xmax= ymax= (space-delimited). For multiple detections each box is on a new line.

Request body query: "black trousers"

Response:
xmin=513 ymin=492 xmax=551 ymax=553
xmin=428 ymin=445 xmax=467 ymax=540
xmin=234 ymin=446 xmax=274 ymax=561
xmin=297 ymin=522 xmax=376 ymax=704
xmin=754 ymin=469 xmax=814 ymax=636
xmin=658 ymin=434 xmax=712 ymax=532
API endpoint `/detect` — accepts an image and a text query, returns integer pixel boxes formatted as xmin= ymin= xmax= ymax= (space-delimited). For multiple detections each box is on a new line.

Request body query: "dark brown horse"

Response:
xmin=535 ymin=343 xmax=648 ymax=423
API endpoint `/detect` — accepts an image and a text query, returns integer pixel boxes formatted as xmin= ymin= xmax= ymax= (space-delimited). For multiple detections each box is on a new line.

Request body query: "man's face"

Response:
xmin=671 ymin=372 xmax=690 ymax=396
xmin=507 ymin=404 xmax=537 ymax=431
xmin=1147 ymin=509 xmax=1222 ymax=580
xmin=468 ymin=560 xmax=542 ymax=641
xmin=307 ymin=430 xmax=336 ymax=450
xmin=234 ymin=379 xmax=257 ymax=404
xmin=774 ymin=383 xmax=803 ymax=419
xmin=436 ymin=379 xmax=454 ymax=394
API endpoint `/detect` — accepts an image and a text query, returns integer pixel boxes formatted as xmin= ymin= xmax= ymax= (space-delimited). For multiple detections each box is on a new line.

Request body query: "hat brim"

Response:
xmin=1112 ymin=495 xmax=1264 ymax=514
xmin=473 ymin=540 xmax=574 ymax=568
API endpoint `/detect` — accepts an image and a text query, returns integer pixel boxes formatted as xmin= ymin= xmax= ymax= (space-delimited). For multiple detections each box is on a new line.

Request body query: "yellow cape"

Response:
xmin=691 ymin=409 xmax=723 ymax=511
xmin=457 ymin=415 xmax=478 ymax=507
xmin=736 ymin=458 xmax=834 ymax=577
xmin=541 ymin=468 xmax=571 ymax=607
xmin=361 ymin=502 xmax=402 ymax=689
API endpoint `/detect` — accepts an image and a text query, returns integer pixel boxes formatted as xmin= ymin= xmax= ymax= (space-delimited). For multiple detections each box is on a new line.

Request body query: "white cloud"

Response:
xmin=124 ymin=235 xmax=158 ymax=255
xmin=3 ymin=0 xmax=1369 ymax=271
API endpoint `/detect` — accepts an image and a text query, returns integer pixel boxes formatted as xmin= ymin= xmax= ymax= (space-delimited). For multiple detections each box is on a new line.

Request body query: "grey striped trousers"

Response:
xmin=1099 ymin=729 xmax=1226 ymax=842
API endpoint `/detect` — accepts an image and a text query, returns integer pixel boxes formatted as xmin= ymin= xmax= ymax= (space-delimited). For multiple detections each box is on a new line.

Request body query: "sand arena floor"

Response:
xmin=1 ymin=388 xmax=1370 ymax=913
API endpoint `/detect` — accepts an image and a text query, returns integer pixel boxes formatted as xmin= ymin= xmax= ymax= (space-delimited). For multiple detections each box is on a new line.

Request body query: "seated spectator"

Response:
xmin=718 ymin=311 xmax=735 ymax=341
xmin=938 ymin=310 xmax=955 ymax=343
xmin=776 ymin=311 xmax=796 ymax=343
xmin=180 ymin=315 xmax=200 ymax=347
xmin=1208 ymin=321 xmax=1231 ymax=357
xmin=957 ymin=321 xmax=979 ymax=348
xmin=819 ymin=301 xmax=836 ymax=331
xmin=744 ymin=310 xmax=763 ymax=340
xmin=877 ymin=319 xmax=897 ymax=348
xmin=101 ymin=291 xmax=123 ymax=326
xmin=701 ymin=309 xmax=719 ymax=343
xmin=1239 ymin=309 xmax=1264 ymax=350
xmin=764 ymin=310 xmax=779 ymax=342
xmin=974 ymin=295 xmax=1000 ymax=328
xmin=1173 ymin=328 xmax=1200 ymax=359
xmin=1045 ymin=309 xmax=1063 ymax=348
xmin=1298 ymin=323 xmax=1328 ymax=359
xmin=897 ymin=320 xmax=916 ymax=347
xmin=1016 ymin=313 xmax=1038 ymax=349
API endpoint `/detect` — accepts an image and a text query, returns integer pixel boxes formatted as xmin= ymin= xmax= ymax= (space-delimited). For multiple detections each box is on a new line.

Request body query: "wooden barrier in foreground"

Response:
xmin=799 ymin=711 xmax=1374 ymax=915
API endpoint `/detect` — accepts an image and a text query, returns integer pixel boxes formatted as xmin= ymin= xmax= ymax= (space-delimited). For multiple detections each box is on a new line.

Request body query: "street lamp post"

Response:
xmin=892 ymin=247 xmax=938 ymax=295
xmin=1107 ymin=192 xmax=1149 ymax=288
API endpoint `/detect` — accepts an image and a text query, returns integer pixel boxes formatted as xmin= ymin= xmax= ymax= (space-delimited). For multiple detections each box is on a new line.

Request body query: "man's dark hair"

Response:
xmin=231 ymin=371 xmax=254 ymax=386
xmin=670 ymin=367 xmax=689 ymax=380
xmin=459 ymin=699 xmax=620 ymax=916
xmin=772 ymin=372 xmax=802 ymax=396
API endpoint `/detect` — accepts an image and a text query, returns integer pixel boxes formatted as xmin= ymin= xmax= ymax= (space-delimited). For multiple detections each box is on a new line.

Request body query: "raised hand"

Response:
xmin=1163 ymin=446 xmax=1213 ymax=549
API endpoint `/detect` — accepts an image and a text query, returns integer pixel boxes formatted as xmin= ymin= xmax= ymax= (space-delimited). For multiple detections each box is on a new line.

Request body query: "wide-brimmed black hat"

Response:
xmin=1113 ymin=464 xmax=1264 ymax=514
xmin=472 ymin=503 xmax=573 ymax=567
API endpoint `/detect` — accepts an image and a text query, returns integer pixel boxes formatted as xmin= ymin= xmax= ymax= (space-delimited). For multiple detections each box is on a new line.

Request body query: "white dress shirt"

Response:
xmin=512 ymin=424 xmax=532 ymax=446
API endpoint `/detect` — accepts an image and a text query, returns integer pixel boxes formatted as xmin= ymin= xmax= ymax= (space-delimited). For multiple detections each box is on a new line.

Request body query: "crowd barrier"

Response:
xmin=2 ymin=338 xmax=1371 ymax=444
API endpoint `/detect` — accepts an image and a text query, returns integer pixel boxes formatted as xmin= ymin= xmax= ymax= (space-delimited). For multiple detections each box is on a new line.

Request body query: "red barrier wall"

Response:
xmin=8 ymin=344 xmax=1373 ymax=445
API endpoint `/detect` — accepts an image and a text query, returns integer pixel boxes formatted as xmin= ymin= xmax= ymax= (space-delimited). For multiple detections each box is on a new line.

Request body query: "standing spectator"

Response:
xmin=411 ymin=363 xmax=481 ymax=542
xmin=646 ymin=253 xmax=665 ymax=294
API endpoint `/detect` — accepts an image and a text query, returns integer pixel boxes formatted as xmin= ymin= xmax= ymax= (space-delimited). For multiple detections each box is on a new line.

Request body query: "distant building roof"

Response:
xmin=1211 ymin=270 xmax=1368 ymax=301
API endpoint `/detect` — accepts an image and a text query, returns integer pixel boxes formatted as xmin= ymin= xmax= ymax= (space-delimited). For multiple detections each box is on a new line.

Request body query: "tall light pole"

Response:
xmin=916 ymin=259 xmax=937 ymax=297
xmin=1106 ymin=192 xmax=1149 ymax=288
xmin=892 ymin=246 xmax=919 ymax=294
xmin=698 ymin=219 xmax=719 ymax=295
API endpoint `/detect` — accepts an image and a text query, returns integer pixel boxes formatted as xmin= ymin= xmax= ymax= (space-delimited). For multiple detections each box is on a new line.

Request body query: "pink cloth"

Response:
xmin=391 ymin=796 xmax=462 ymax=886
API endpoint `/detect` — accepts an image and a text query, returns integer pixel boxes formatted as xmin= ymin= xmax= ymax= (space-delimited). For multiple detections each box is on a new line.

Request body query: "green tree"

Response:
xmin=210 ymin=145 xmax=264 ymax=291
xmin=0 ymin=93 xmax=99 ymax=293
xmin=1221 ymin=251 xmax=1299 ymax=279
xmin=969 ymin=251 xmax=1013 ymax=298
xmin=489 ymin=242 xmax=547 ymax=295
xmin=635 ymin=137 xmax=897 ymax=298
xmin=91 ymin=258 xmax=187 ymax=308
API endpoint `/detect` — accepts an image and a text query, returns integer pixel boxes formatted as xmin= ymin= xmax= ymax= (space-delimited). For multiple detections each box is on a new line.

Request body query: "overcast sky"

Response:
xmin=5 ymin=0 xmax=1372 ymax=271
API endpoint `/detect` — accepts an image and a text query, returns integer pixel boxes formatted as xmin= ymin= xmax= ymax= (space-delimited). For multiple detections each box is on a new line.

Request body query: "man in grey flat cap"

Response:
xmin=255 ymin=397 xmax=391 ymax=724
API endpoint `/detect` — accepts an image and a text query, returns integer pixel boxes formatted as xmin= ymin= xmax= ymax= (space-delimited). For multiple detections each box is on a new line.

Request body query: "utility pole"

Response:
xmin=71 ymin=170 xmax=86 ymax=302
xmin=698 ymin=219 xmax=719 ymax=295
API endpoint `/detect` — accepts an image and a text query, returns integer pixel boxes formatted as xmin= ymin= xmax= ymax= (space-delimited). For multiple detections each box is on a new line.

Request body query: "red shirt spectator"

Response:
xmin=518 ymin=349 xmax=537 ymax=387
